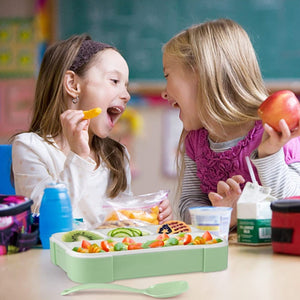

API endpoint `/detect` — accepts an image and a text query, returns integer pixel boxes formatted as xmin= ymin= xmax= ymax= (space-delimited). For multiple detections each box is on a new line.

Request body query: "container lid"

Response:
xmin=270 ymin=198 xmax=300 ymax=213
xmin=0 ymin=195 xmax=33 ymax=217
xmin=189 ymin=207 xmax=232 ymax=211
xmin=46 ymin=182 xmax=66 ymax=189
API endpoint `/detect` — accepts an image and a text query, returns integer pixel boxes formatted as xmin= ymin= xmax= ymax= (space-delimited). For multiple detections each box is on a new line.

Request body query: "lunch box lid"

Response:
xmin=0 ymin=195 xmax=33 ymax=217
xmin=270 ymin=198 xmax=300 ymax=213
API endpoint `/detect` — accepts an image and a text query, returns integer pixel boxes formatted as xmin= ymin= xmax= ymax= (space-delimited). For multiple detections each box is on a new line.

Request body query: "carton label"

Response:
xmin=237 ymin=218 xmax=271 ymax=244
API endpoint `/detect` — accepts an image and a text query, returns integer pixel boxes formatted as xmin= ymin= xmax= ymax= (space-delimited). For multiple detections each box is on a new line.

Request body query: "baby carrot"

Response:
xmin=83 ymin=107 xmax=102 ymax=119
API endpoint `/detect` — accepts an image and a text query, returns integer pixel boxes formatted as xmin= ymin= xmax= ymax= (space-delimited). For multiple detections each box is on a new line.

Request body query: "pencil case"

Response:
xmin=270 ymin=197 xmax=300 ymax=255
xmin=0 ymin=195 xmax=39 ymax=255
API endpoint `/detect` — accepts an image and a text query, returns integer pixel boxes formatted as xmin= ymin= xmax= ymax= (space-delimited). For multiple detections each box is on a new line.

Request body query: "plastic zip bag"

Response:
xmin=98 ymin=190 xmax=168 ymax=228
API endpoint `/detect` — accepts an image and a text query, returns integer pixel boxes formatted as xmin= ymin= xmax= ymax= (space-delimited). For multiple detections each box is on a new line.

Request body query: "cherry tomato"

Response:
xmin=156 ymin=233 xmax=170 ymax=241
xmin=183 ymin=234 xmax=192 ymax=245
xmin=101 ymin=240 xmax=110 ymax=252
xmin=202 ymin=231 xmax=213 ymax=241
xmin=81 ymin=240 xmax=91 ymax=249
xmin=122 ymin=237 xmax=135 ymax=245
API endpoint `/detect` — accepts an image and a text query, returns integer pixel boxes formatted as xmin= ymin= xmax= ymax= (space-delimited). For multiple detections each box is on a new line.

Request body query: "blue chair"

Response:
xmin=0 ymin=144 xmax=15 ymax=195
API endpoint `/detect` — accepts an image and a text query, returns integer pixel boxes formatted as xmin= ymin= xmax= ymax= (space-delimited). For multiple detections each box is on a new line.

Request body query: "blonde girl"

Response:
xmin=161 ymin=19 xmax=300 ymax=227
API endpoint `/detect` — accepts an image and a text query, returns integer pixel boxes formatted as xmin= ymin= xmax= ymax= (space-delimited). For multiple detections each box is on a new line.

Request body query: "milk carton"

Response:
xmin=237 ymin=182 xmax=276 ymax=245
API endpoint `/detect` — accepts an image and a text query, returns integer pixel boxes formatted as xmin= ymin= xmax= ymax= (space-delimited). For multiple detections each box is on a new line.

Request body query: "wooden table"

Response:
xmin=0 ymin=240 xmax=299 ymax=300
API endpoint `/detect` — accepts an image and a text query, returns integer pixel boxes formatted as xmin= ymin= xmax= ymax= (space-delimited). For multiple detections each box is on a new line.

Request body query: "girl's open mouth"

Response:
xmin=107 ymin=106 xmax=124 ymax=125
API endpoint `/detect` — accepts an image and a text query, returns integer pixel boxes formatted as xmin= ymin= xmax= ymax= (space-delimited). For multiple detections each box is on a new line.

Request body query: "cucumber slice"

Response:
xmin=112 ymin=232 xmax=132 ymax=238
xmin=110 ymin=228 xmax=134 ymax=237
xmin=107 ymin=229 xmax=114 ymax=237
xmin=107 ymin=227 xmax=148 ymax=237
xmin=129 ymin=228 xmax=142 ymax=236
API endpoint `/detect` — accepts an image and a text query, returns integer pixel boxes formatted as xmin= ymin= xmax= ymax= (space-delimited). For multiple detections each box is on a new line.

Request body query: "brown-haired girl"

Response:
xmin=12 ymin=34 xmax=172 ymax=226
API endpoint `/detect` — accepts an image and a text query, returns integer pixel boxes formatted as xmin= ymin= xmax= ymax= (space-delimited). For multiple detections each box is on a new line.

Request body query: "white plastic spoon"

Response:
xmin=61 ymin=280 xmax=189 ymax=298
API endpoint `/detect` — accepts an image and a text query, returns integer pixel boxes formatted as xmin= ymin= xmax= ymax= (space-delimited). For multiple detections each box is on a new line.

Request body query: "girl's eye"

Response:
xmin=111 ymin=79 xmax=118 ymax=84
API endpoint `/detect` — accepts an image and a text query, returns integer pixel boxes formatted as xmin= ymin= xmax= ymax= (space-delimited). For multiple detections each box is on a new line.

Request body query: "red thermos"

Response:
xmin=271 ymin=197 xmax=300 ymax=255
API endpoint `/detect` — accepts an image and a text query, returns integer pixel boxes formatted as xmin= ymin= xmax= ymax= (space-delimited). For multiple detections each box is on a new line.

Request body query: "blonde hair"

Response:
xmin=21 ymin=34 xmax=129 ymax=198
xmin=163 ymin=19 xmax=268 ymax=127
xmin=162 ymin=19 xmax=268 ymax=205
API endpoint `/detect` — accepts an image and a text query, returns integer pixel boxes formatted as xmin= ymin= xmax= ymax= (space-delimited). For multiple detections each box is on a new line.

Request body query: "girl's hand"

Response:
xmin=208 ymin=175 xmax=245 ymax=227
xmin=258 ymin=119 xmax=300 ymax=158
xmin=60 ymin=109 xmax=90 ymax=158
xmin=158 ymin=198 xmax=173 ymax=224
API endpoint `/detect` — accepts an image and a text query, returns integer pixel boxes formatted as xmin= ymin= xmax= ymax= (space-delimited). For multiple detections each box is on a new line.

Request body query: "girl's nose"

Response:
xmin=122 ymin=89 xmax=131 ymax=103
xmin=161 ymin=90 xmax=168 ymax=100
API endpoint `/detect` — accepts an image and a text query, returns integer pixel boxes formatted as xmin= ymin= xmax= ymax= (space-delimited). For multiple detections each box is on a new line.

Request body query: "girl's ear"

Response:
xmin=64 ymin=70 xmax=81 ymax=98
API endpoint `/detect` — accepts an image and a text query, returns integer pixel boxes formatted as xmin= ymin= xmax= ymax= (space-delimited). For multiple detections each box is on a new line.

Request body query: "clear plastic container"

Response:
xmin=189 ymin=207 xmax=232 ymax=240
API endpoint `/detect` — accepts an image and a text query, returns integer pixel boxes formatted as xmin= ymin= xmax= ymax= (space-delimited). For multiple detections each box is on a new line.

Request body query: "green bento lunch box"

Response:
xmin=50 ymin=226 xmax=228 ymax=283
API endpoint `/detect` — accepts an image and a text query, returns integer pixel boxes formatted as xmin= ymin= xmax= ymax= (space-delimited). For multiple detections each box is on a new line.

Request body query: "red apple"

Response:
xmin=258 ymin=90 xmax=300 ymax=132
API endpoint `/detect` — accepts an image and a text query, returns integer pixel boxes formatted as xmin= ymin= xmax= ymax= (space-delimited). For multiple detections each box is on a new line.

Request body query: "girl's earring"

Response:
xmin=72 ymin=95 xmax=79 ymax=104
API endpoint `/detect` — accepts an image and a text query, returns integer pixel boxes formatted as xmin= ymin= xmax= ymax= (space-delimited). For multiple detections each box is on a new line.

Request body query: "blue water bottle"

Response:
xmin=39 ymin=183 xmax=73 ymax=249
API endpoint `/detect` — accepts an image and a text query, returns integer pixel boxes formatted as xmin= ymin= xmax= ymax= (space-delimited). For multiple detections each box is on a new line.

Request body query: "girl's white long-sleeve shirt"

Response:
xmin=12 ymin=132 xmax=132 ymax=227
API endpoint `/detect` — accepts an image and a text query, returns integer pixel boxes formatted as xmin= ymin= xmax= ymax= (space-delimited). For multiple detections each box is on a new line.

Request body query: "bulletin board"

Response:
xmin=0 ymin=18 xmax=38 ymax=78
xmin=58 ymin=0 xmax=300 ymax=81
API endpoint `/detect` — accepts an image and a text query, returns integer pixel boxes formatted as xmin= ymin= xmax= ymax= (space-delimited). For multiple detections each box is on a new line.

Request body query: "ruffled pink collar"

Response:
xmin=186 ymin=121 xmax=263 ymax=193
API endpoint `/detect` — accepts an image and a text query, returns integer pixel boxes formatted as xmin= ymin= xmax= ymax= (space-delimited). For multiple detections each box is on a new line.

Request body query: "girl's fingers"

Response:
xmin=216 ymin=175 xmax=245 ymax=196
xmin=159 ymin=198 xmax=169 ymax=211
xmin=75 ymin=119 xmax=89 ymax=132
xmin=263 ymin=122 xmax=277 ymax=139
xmin=211 ymin=176 xmax=244 ymax=204
xmin=231 ymin=175 xmax=245 ymax=184
xmin=216 ymin=181 xmax=230 ymax=195
xmin=278 ymin=119 xmax=292 ymax=139
xmin=226 ymin=178 xmax=242 ymax=194
xmin=159 ymin=199 xmax=173 ymax=222
xmin=208 ymin=192 xmax=223 ymax=202
xmin=159 ymin=207 xmax=172 ymax=222
xmin=290 ymin=119 xmax=300 ymax=138
xmin=61 ymin=110 xmax=84 ymax=125
xmin=60 ymin=110 xmax=89 ymax=137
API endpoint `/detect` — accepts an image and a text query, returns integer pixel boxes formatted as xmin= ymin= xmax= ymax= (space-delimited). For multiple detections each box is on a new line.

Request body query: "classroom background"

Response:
xmin=1 ymin=0 xmax=300 ymax=210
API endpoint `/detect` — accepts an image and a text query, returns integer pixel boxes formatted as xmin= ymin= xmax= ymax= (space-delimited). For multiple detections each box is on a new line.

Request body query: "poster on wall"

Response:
xmin=0 ymin=18 xmax=37 ymax=78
